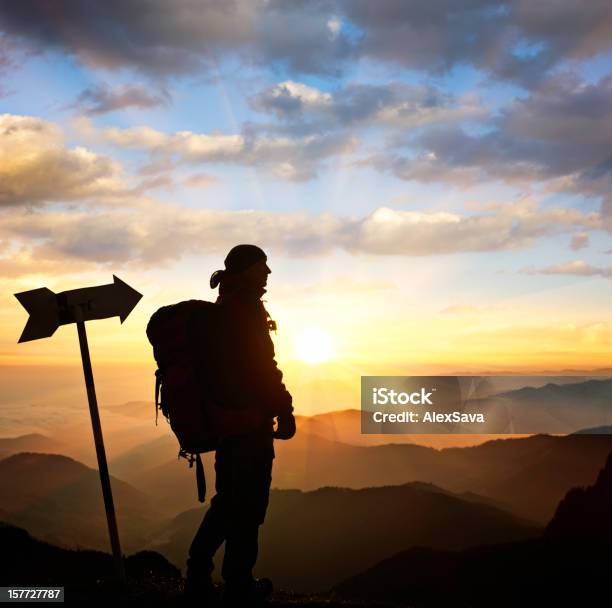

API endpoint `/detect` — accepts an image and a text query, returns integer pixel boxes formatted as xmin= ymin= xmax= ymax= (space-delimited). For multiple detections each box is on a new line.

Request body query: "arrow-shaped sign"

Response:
xmin=15 ymin=275 xmax=142 ymax=343
xmin=14 ymin=275 xmax=143 ymax=583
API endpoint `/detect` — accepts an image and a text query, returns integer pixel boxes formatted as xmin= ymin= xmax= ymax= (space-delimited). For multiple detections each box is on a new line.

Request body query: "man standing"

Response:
xmin=185 ymin=244 xmax=296 ymax=606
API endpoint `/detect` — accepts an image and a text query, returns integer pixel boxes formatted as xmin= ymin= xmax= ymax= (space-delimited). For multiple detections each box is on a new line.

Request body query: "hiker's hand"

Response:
xmin=274 ymin=413 xmax=296 ymax=440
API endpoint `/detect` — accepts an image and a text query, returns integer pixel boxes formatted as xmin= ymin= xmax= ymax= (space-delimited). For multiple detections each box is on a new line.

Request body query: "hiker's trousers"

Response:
xmin=188 ymin=429 xmax=274 ymax=585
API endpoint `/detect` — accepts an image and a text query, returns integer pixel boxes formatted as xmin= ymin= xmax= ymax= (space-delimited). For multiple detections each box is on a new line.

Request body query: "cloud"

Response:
xmin=130 ymin=174 xmax=175 ymax=195
xmin=252 ymin=81 xmax=332 ymax=118
xmin=250 ymin=80 xmax=486 ymax=132
xmin=340 ymin=0 xmax=612 ymax=87
xmin=502 ymin=73 xmax=612 ymax=159
xmin=0 ymin=247 xmax=90 ymax=278
xmin=0 ymin=0 xmax=354 ymax=77
xmin=0 ymin=32 xmax=16 ymax=71
xmin=372 ymin=73 xmax=612 ymax=218
xmin=0 ymin=114 xmax=127 ymax=207
xmin=182 ymin=173 xmax=219 ymax=188
xmin=82 ymin=120 xmax=357 ymax=181
xmin=522 ymin=260 xmax=612 ymax=279
xmin=342 ymin=201 xmax=600 ymax=255
xmin=0 ymin=198 xmax=600 ymax=276
xmin=1 ymin=1 xmax=610 ymax=84
xmin=70 ymin=83 xmax=169 ymax=116
xmin=570 ymin=233 xmax=589 ymax=251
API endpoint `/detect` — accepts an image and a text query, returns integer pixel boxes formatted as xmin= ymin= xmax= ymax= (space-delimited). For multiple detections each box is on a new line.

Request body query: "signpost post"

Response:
xmin=15 ymin=275 xmax=143 ymax=583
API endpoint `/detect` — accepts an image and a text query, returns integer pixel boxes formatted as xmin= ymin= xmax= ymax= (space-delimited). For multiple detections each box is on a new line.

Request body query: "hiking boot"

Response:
xmin=221 ymin=577 xmax=273 ymax=606
xmin=183 ymin=575 xmax=219 ymax=607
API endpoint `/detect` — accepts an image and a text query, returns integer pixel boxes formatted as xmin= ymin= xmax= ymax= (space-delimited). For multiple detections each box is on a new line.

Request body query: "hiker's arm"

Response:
xmin=241 ymin=334 xmax=293 ymax=417
xmin=256 ymin=351 xmax=293 ymax=417
xmin=239 ymin=328 xmax=293 ymax=417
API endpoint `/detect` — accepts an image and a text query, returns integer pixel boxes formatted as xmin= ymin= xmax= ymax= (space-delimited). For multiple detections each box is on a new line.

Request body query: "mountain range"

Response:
xmin=4 ymin=449 xmax=610 ymax=601
xmin=148 ymin=481 xmax=539 ymax=592
xmin=0 ymin=453 xmax=167 ymax=552
xmin=0 ymin=521 xmax=182 ymax=606
xmin=109 ymin=427 xmax=612 ymax=523
xmin=334 ymin=451 xmax=612 ymax=606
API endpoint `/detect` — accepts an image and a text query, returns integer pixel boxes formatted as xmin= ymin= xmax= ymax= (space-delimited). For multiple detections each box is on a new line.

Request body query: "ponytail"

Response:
xmin=209 ymin=269 xmax=225 ymax=289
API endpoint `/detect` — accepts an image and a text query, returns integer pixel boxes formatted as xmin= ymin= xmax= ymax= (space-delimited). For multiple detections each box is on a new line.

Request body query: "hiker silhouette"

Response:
xmin=185 ymin=244 xmax=295 ymax=605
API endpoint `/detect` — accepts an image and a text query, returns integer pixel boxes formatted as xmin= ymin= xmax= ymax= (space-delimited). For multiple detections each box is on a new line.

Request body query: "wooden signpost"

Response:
xmin=15 ymin=275 xmax=143 ymax=583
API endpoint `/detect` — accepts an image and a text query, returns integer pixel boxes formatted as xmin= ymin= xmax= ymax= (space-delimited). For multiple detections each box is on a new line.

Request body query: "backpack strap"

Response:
xmin=154 ymin=368 xmax=162 ymax=426
xmin=179 ymin=449 xmax=207 ymax=503
xmin=195 ymin=453 xmax=206 ymax=503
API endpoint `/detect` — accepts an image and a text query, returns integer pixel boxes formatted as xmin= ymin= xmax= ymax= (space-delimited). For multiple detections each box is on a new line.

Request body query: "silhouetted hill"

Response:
xmin=0 ymin=453 xmax=168 ymax=552
xmin=0 ymin=521 xmax=182 ymax=605
xmin=573 ymin=425 xmax=612 ymax=434
xmin=470 ymin=433 xmax=612 ymax=521
xmin=277 ymin=432 xmax=612 ymax=523
xmin=546 ymin=450 xmax=612 ymax=538
xmin=102 ymin=379 xmax=612 ymax=520
xmin=333 ymin=537 xmax=611 ymax=607
xmin=0 ymin=433 xmax=64 ymax=455
xmin=334 ymin=451 xmax=612 ymax=606
xmin=150 ymin=482 xmax=539 ymax=592
xmin=0 ymin=521 xmax=409 ymax=606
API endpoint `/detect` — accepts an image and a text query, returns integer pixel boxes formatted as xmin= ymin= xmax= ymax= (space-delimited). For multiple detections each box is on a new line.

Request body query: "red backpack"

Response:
xmin=146 ymin=299 xmax=260 ymax=502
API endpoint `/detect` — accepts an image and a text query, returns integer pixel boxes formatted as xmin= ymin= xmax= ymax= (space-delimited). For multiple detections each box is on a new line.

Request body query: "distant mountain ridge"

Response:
xmin=0 ymin=521 xmax=182 ymax=604
xmin=0 ymin=433 xmax=64 ymax=456
xmin=106 ymin=423 xmax=612 ymax=522
xmin=546 ymin=450 xmax=612 ymax=538
xmin=150 ymin=480 xmax=539 ymax=592
xmin=0 ymin=453 xmax=167 ymax=552
xmin=481 ymin=378 xmax=612 ymax=434
xmin=334 ymin=449 xmax=612 ymax=606
xmin=496 ymin=377 xmax=612 ymax=401
xmin=100 ymin=377 xmax=612 ymax=517
xmin=2 ymin=447 xmax=611 ymax=600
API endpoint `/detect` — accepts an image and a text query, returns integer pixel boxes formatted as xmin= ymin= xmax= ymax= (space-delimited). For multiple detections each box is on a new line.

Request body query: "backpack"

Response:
xmin=146 ymin=299 xmax=261 ymax=503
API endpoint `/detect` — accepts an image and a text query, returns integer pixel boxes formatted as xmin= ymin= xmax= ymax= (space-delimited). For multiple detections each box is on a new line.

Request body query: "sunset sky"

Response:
xmin=1 ymin=1 xmax=612 ymax=418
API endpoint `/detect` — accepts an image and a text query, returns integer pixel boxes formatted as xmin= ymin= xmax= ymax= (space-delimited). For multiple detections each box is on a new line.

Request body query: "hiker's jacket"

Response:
xmin=213 ymin=287 xmax=293 ymax=422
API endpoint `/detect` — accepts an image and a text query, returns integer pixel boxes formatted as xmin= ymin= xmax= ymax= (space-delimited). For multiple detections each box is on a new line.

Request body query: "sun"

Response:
xmin=294 ymin=326 xmax=335 ymax=364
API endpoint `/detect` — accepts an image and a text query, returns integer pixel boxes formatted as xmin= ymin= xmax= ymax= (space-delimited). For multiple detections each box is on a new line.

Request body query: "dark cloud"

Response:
xmin=71 ymin=83 xmax=169 ymax=115
xmin=503 ymin=74 xmax=612 ymax=150
xmin=0 ymin=34 xmax=14 ymax=70
xmin=253 ymin=0 xmax=354 ymax=75
xmin=0 ymin=1 xmax=610 ymax=84
xmin=372 ymin=74 xmax=612 ymax=218
xmin=0 ymin=0 xmax=353 ymax=77
xmin=250 ymin=81 xmax=485 ymax=134
xmin=342 ymin=1 xmax=512 ymax=72
xmin=0 ymin=0 xmax=250 ymax=75
xmin=341 ymin=0 xmax=612 ymax=87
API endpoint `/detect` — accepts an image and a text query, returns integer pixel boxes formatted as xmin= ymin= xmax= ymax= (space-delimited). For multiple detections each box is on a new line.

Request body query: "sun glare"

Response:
xmin=294 ymin=327 xmax=335 ymax=364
